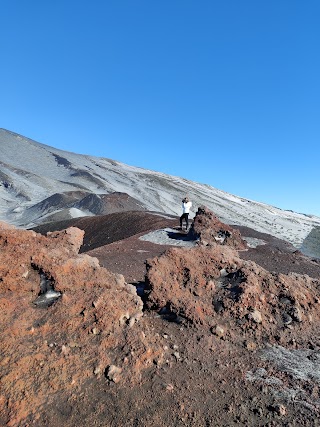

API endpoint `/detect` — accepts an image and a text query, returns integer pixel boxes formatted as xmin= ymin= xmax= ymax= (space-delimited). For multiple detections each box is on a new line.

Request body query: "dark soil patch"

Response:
xmin=87 ymin=233 xmax=175 ymax=283
xmin=32 ymin=211 xmax=178 ymax=252
xmin=235 ymin=225 xmax=320 ymax=278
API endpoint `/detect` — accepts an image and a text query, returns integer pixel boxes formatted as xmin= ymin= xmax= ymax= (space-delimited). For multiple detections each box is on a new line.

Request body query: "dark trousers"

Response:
xmin=180 ymin=213 xmax=189 ymax=229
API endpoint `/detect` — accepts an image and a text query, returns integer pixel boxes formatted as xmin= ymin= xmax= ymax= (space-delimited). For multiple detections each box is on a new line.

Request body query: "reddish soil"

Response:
xmin=2 ymin=209 xmax=320 ymax=427
xmin=87 ymin=233 xmax=175 ymax=283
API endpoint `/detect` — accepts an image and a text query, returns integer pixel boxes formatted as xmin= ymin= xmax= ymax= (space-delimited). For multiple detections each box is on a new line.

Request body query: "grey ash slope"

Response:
xmin=1 ymin=128 xmax=320 ymax=254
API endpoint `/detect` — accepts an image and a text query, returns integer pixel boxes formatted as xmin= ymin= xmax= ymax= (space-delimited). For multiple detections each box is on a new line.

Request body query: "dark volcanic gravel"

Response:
xmin=235 ymin=225 xmax=320 ymax=278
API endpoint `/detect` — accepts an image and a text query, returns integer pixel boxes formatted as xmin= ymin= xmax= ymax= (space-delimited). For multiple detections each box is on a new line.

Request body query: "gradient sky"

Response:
xmin=1 ymin=1 xmax=320 ymax=216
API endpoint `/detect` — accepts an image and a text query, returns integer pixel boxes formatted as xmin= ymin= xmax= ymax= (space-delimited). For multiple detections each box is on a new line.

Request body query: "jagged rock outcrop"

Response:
xmin=190 ymin=206 xmax=247 ymax=249
xmin=0 ymin=223 xmax=164 ymax=426
xmin=146 ymin=222 xmax=320 ymax=340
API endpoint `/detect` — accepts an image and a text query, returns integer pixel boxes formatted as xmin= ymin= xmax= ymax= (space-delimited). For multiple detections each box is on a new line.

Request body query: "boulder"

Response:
xmin=190 ymin=206 xmax=247 ymax=249
xmin=145 ymin=243 xmax=320 ymax=336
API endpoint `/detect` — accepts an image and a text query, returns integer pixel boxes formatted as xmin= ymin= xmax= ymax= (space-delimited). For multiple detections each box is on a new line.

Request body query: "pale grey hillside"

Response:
xmin=1 ymin=128 xmax=320 ymax=254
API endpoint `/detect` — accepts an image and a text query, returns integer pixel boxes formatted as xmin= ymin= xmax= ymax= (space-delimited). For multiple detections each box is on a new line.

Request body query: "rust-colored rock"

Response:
xmin=145 ymin=243 xmax=320 ymax=339
xmin=0 ymin=223 xmax=163 ymax=426
xmin=190 ymin=206 xmax=247 ymax=249
xmin=145 ymin=245 xmax=240 ymax=324
xmin=2 ymin=210 xmax=320 ymax=427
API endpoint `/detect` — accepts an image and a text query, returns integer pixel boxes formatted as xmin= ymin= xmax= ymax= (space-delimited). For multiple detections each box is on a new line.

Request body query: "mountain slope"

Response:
xmin=1 ymin=128 xmax=320 ymax=251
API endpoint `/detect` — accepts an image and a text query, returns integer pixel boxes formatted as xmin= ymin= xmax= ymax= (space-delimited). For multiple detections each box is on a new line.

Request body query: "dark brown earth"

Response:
xmin=236 ymin=225 xmax=320 ymax=279
xmin=32 ymin=211 xmax=178 ymax=252
xmin=2 ymin=207 xmax=320 ymax=427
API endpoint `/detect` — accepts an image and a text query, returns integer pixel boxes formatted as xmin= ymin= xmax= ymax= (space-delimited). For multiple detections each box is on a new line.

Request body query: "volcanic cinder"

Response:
xmin=1 ymin=207 xmax=320 ymax=426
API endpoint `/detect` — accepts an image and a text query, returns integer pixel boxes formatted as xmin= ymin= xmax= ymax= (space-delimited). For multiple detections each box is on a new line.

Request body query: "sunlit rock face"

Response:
xmin=0 ymin=223 xmax=162 ymax=426
xmin=146 ymin=215 xmax=320 ymax=337
xmin=190 ymin=206 xmax=247 ymax=249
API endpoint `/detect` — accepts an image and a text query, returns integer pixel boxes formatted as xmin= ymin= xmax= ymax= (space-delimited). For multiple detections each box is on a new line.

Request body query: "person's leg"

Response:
xmin=185 ymin=213 xmax=189 ymax=230
xmin=180 ymin=213 xmax=187 ymax=228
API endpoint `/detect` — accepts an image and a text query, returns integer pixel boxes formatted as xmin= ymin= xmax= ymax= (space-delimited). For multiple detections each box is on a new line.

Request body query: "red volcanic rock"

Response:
xmin=0 ymin=223 xmax=164 ymax=426
xmin=3 ymin=214 xmax=320 ymax=426
xmin=46 ymin=226 xmax=85 ymax=254
xmin=145 ymin=245 xmax=240 ymax=321
xmin=190 ymin=206 xmax=247 ymax=249
xmin=145 ymin=244 xmax=320 ymax=339
xmin=0 ymin=220 xmax=15 ymax=230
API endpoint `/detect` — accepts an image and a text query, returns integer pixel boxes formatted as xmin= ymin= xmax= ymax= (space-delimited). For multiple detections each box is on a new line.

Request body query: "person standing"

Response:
xmin=180 ymin=197 xmax=192 ymax=230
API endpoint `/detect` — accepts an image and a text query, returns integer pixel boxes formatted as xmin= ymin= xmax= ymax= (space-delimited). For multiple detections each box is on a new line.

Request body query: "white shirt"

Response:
xmin=182 ymin=201 xmax=192 ymax=214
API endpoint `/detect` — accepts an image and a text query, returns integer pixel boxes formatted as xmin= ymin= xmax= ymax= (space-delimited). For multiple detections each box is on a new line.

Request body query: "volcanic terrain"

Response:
xmin=2 ymin=129 xmax=320 ymax=426
xmin=1 ymin=205 xmax=320 ymax=427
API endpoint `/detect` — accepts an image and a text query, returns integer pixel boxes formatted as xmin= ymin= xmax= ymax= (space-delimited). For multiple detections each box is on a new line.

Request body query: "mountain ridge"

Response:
xmin=1 ymin=128 xmax=320 ymax=254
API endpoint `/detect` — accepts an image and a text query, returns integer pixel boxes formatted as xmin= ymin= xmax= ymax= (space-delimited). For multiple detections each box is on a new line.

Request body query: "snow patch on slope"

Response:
xmin=1 ymin=128 xmax=320 ymax=251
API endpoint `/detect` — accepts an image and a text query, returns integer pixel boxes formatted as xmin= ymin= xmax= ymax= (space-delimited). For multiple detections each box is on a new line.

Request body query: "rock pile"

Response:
xmin=190 ymin=205 xmax=247 ymax=249
xmin=146 ymin=208 xmax=320 ymax=343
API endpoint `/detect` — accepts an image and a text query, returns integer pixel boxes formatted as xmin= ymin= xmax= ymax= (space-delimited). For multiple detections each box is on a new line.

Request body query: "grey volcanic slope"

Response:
xmin=300 ymin=226 xmax=320 ymax=259
xmin=22 ymin=191 xmax=145 ymax=226
xmin=1 ymin=128 xmax=320 ymax=253
xmin=75 ymin=192 xmax=145 ymax=215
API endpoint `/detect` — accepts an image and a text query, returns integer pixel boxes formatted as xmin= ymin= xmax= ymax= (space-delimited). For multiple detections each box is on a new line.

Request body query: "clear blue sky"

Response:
xmin=1 ymin=1 xmax=320 ymax=216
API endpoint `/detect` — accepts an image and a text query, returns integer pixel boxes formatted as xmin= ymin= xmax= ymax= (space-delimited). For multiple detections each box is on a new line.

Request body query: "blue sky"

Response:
xmin=1 ymin=1 xmax=320 ymax=216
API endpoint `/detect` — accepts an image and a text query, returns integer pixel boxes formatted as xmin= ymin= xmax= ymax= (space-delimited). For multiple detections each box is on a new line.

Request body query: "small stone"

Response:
xmin=93 ymin=366 xmax=101 ymax=375
xmin=219 ymin=268 xmax=228 ymax=277
xmin=291 ymin=306 xmax=303 ymax=322
xmin=245 ymin=341 xmax=257 ymax=351
xmin=91 ymin=327 xmax=99 ymax=335
xmin=22 ymin=270 xmax=29 ymax=278
xmin=61 ymin=345 xmax=69 ymax=355
xmin=274 ymin=404 xmax=286 ymax=416
xmin=173 ymin=352 xmax=181 ymax=360
xmin=225 ymin=403 xmax=233 ymax=413
xmin=248 ymin=309 xmax=262 ymax=324
xmin=283 ymin=313 xmax=292 ymax=325
xmin=69 ymin=341 xmax=80 ymax=348
xmin=212 ymin=325 xmax=225 ymax=338
xmin=207 ymin=280 xmax=216 ymax=291
xmin=119 ymin=312 xmax=130 ymax=325
xmin=259 ymin=294 xmax=265 ymax=302
xmin=106 ymin=365 xmax=122 ymax=383
xmin=128 ymin=317 xmax=135 ymax=327
xmin=254 ymin=407 xmax=263 ymax=416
